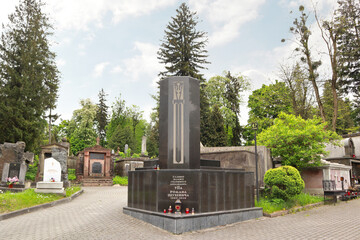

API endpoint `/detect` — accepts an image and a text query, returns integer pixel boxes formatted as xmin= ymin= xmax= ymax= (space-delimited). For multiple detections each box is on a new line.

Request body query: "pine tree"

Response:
xmin=0 ymin=0 xmax=59 ymax=151
xmin=156 ymin=2 xmax=210 ymax=148
xmin=337 ymin=0 xmax=360 ymax=94
xmin=96 ymin=88 xmax=108 ymax=146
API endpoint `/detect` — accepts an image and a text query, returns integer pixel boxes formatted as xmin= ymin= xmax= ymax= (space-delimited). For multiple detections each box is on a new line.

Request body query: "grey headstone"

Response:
xmin=1 ymin=163 xmax=9 ymax=183
xmin=92 ymin=162 xmax=102 ymax=173
xmin=18 ymin=163 xmax=27 ymax=184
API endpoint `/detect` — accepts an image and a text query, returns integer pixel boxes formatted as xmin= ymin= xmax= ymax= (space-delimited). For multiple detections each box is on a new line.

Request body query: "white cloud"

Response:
xmin=122 ymin=42 xmax=163 ymax=84
xmin=111 ymin=65 xmax=123 ymax=74
xmin=43 ymin=0 xmax=177 ymax=31
xmin=93 ymin=62 xmax=110 ymax=78
xmin=189 ymin=0 xmax=266 ymax=47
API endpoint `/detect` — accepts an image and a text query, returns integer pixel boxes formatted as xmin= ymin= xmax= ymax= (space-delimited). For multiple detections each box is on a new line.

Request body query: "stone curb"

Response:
xmin=0 ymin=189 xmax=84 ymax=221
xmin=263 ymin=202 xmax=324 ymax=218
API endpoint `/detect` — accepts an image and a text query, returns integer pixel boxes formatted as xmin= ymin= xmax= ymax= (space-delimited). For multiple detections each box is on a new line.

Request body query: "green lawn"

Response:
xmin=256 ymin=193 xmax=323 ymax=214
xmin=0 ymin=186 xmax=81 ymax=214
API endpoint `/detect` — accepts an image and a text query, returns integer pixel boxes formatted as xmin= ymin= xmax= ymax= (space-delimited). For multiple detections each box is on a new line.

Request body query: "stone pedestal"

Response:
xmin=35 ymin=182 xmax=65 ymax=195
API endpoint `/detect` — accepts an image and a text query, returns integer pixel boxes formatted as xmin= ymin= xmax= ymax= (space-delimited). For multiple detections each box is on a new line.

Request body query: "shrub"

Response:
xmin=264 ymin=166 xmax=304 ymax=200
xmin=113 ymin=176 xmax=128 ymax=186
xmin=25 ymin=156 xmax=39 ymax=181
xmin=68 ymin=169 xmax=76 ymax=181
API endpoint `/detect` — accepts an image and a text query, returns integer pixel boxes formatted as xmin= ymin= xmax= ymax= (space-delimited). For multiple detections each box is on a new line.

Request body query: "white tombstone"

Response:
xmin=35 ymin=157 xmax=65 ymax=195
xmin=125 ymin=144 xmax=129 ymax=154
xmin=43 ymin=157 xmax=61 ymax=182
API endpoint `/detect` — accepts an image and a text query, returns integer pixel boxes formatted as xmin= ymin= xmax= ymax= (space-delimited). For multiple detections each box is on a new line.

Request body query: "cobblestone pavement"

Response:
xmin=1 ymin=186 xmax=360 ymax=240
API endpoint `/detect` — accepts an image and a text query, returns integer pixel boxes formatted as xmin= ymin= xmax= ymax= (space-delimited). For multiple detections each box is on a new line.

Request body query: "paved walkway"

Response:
xmin=1 ymin=186 xmax=360 ymax=239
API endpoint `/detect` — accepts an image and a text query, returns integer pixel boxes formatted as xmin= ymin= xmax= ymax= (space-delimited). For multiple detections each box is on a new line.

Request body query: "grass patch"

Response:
xmin=256 ymin=193 xmax=323 ymax=214
xmin=112 ymin=176 xmax=128 ymax=186
xmin=0 ymin=187 xmax=82 ymax=214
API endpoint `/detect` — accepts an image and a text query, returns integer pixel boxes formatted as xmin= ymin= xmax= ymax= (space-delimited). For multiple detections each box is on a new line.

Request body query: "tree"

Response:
xmin=0 ymin=0 xmax=60 ymax=151
xmin=284 ymin=5 xmax=325 ymax=122
xmin=157 ymin=2 xmax=209 ymax=79
xmin=336 ymin=0 xmax=360 ymax=95
xmin=205 ymin=105 xmax=227 ymax=147
xmin=107 ymin=125 xmax=135 ymax=153
xmin=69 ymin=99 xmax=98 ymax=155
xmin=96 ymin=88 xmax=108 ymax=146
xmin=322 ymin=80 xmax=354 ymax=134
xmin=278 ymin=63 xmax=314 ymax=119
xmin=206 ymin=71 xmax=249 ymax=145
xmin=157 ymin=2 xmax=211 ymax=148
xmin=106 ymin=95 xmax=127 ymax=144
xmin=314 ymin=7 xmax=342 ymax=131
xmin=258 ymin=112 xmax=341 ymax=170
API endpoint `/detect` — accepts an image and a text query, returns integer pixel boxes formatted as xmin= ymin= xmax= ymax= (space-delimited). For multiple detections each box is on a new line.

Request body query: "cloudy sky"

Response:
xmin=0 ymin=0 xmax=337 ymax=124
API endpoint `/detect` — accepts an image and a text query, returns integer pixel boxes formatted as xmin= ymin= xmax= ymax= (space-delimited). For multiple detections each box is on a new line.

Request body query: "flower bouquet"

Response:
xmin=7 ymin=176 xmax=19 ymax=188
xmin=50 ymin=177 xmax=55 ymax=182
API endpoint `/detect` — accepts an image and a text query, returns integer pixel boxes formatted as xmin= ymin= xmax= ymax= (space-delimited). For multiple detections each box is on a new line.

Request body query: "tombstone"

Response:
xmin=1 ymin=162 xmax=27 ymax=187
xmin=124 ymin=76 xmax=262 ymax=234
xmin=124 ymin=144 xmax=129 ymax=155
xmin=51 ymin=147 xmax=69 ymax=187
xmin=35 ymin=157 xmax=65 ymax=195
xmin=141 ymin=136 xmax=147 ymax=156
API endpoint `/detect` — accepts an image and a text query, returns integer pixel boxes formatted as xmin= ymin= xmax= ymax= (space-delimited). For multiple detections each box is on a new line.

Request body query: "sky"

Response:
xmin=0 ymin=0 xmax=338 ymax=125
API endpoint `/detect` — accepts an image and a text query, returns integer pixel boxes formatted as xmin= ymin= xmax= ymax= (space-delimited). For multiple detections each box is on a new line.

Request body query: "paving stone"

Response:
xmin=0 ymin=186 xmax=360 ymax=239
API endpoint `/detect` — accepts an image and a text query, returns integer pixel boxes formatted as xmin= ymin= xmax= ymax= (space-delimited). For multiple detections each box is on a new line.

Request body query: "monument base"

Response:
xmin=123 ymin=206 xmax=263 ymax=234
xmin=35 ymin=181 xmax=65 ymax=195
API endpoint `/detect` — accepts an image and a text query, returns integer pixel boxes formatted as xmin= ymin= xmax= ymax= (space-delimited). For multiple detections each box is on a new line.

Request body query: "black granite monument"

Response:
xmin=123 ymin=76 xmax=262 ymax=234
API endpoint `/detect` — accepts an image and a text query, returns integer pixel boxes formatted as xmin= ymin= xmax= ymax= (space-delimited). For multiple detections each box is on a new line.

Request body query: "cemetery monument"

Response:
xmin=123 ymin=76 xmax=262 ymax=234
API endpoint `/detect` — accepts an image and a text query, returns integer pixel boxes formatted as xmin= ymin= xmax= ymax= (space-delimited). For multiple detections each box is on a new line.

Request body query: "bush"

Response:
xmin=113 ymin=176 xmax=128 ymax=185
xmin=264 ymin=166 xmax=304 ymax=200
xmin=68 ymin=169 xmax=76 ymax=181
xmin=25 ymin=156 xmax=39 ymax=181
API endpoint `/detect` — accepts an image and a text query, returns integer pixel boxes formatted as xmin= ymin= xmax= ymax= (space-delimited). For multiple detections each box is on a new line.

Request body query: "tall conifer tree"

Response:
xmin=96 ymin=88 xmax=109 ymax=146
xmin=0 ymin=0 xmax=59 ymax=151
xmin=155 ymin=2 xmax=210 ymax=149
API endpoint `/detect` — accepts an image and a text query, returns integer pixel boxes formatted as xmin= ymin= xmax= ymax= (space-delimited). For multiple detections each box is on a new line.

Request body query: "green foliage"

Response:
xmin=96 ymin=89 xmax=109 ymax=146
xmin=25 ymin=155 xmax=39 ymax=181
xmin=322 ymin=80 xmax=354 ymax=134
xmin=132 ymin=153 xmax=141 ymax=158
xmin=264 ymin=166 xmax=305 ymax=200
xmin=68 ymin=169 xmax=76 ymax=181
xmin=258 ymin=112 xmax=341 ymax=170
xmin=206 ymin=71 xmax=250 ymax=145
xmin=69 ymin=99 xmax=98 ymax=155
xmin=0 ymin=0 xmax=60 ymax=152
xmin=256 ymin=192 xmax=323 ymax=214
xmin=204 ymin=105 xmax=227 ymax=147
xmin=158 ymin=2 xmax=209 ymax=79
xmin=245 ymin=81 xmax=292 ymax=144
xmin=112 ymin=176 xmax=128 ymax=186
xmin=108 ymin=125 xmax=135 ymax=153
xmin=65 ymin=186 xmax=81 ymax=197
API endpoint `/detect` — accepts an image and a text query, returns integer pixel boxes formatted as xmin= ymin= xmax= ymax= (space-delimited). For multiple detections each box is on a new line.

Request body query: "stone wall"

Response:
xmin=0 ymin=141 xmax=34 ymax=180
xmin=200 ymin=146 xmax=272 ymax=187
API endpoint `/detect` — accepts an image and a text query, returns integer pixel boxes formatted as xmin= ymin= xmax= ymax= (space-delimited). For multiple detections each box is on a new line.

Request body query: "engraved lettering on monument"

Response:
xmin=167 ymin=175 xmax=189 ymax=200
xmin=92 ymin=162 xmax=102 ymax=173
xmin=173 ymin=81 xmax=184 ymax=164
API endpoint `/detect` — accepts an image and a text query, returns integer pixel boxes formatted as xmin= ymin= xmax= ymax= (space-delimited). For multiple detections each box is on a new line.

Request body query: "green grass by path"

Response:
xmin=0 ymin=186 xmax=81 ymax=214
xmin=256 ymin=193 xmax=324 ymax=214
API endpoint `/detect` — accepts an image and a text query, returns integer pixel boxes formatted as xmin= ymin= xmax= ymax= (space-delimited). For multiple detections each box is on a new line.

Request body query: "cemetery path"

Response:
xmin=1 ymin=186 xmax=360 ymax=239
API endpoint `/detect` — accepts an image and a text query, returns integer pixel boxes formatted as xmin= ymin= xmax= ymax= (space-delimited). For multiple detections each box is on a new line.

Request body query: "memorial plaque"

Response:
xmin=9 ymin=163 xmax=20 ymax=178
xmin=92 ymin=162 xmax=102 ymax=173
xmin=90 ymin=153 xmax=105 ymax=160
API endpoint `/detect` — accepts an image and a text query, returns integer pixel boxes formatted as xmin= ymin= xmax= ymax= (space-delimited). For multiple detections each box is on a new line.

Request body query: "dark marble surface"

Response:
xmin=159 ymin=77 xmax=200 ymax=169
xmin=128 ymin=169 xmax=254 ymax=213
